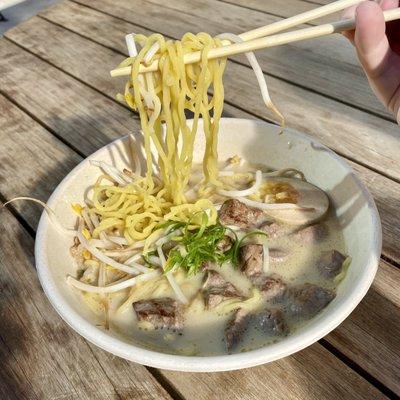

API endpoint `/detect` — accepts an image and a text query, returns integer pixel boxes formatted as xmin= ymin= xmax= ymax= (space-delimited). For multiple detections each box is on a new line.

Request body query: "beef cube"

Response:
xmin=225 ymin=307 xmax=287 ymax=351
xmin=293 ymin=223 xmax=328 ymax=244
xmin=239 ymin=244 xmax=264 ymax=278
xmin=259 ymin=221 xmax=288 ymax=239
xmin=202 ymin=271 xmax=242 ymax=309
xmin=133 ymin=298 xmax=183 ymax=330
xmin=317 ymin=250 xmax=346 ymax=278
xmin=288 ymin=283 xmax=335 ymax=319
xmin=255 ymin=308 xmax=288 ymax=336
xmin=225 ymin=308 xmax=250 ymax=351
xmin=240 ymin=244 xmax=287 ymax=301
xmin=252 ymin=275 xmax=287 ymax=302
xmin=218 ymin=199 xmax=265 ymax=228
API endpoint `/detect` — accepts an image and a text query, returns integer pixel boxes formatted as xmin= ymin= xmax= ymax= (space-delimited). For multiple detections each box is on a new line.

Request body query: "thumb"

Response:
xmin=354 ymin=1 xmax=400 ymax=114
xmin=354 ymin=1 xmax=389 ymax=77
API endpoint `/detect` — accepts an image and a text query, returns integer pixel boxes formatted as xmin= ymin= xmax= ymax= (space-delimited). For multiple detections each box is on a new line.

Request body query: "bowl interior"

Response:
xmin=35 ymin=118 xmax=381 ymax=371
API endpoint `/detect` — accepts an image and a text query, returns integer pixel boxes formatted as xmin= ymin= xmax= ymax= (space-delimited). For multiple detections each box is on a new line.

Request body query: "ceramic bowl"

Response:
xmin=35 ymin=118 xmax=381 ymax=372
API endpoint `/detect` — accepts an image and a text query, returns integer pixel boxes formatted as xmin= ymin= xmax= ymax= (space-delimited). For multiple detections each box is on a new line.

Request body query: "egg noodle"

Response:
xmin=87 ymin=32 xmax=283 ymax=245
xmin=119 ymin=32 xmax=226 ymax=205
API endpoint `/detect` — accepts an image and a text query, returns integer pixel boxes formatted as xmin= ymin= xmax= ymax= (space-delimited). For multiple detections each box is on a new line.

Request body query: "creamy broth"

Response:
xmin=80 ymin=211 xmax=346 ymax=356
xmin=71 ymin=162 xmax=348 ymax=356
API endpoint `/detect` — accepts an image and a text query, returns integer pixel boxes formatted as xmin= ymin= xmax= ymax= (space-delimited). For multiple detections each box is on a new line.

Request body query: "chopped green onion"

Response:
xmin=163 ymin=211 xmax=266 ymax=276
xmin=142 ymin=250 xmax=158 ymax=268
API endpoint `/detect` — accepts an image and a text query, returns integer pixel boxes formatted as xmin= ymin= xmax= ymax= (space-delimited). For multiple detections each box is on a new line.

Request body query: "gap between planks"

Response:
xmin=215 ymin=0 xmax=338 ymax=22
xmin=319 ymin=339 xmax=398 ymax=400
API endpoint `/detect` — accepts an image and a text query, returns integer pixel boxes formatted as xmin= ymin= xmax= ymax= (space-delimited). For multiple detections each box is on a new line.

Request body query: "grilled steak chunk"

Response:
xmin=293 ymin=223 xmax=328 ymax=244
xmin=317 ymin=250 xmax=346 ymax=278
xmin=259 ymin=221 xmax=288 ymax=239
xmin=255 ymin=308 xmax=288 ymax=336
xmin=225 ymin=307 xmax=288 ymax=351
xmin=239 ymin=244 xmax=264 ymax=278
xmin=254 ymin=275 xmax=287 ymax=302
xmin=202 ymin=271 xmax=242 ymax=309
xmin=239 ymin=244 xmax=287 ymax=301
xmin=287 ymin=283 xmax=335 ymax=319
xmin=225 ymin=308 xmax=250 ymax=351
xmin=133 ymin=298 xmax=183 ymax=330
xmin=218 ymin=199 xmax=265 ymax=228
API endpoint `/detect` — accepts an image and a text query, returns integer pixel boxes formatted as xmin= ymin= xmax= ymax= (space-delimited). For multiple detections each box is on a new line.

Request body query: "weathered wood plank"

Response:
xmin=35 ymin=4 xmax=400 ymax=182
xmin=1 ymin=8 xmax=399 ymax=395
xmin=0 ymin=39 xmax=140 ymax=158
xmin=217 ymin=0 xmax=341 ymax=23
xmin=5 ymin=13 xmax=400 ymax=264
xmin=71 ymin=0 xmax=391 ymax=120
xmin=0 ymin=92 xmax=82 ymax=228
xmin=0 ymin=97 xmax=173 ymax=400
xmin=218 ymin=0 xmax=317 ymax=19
xmin=0 ymin=207 xmax=172 ymax=399
xmin=160 ymin=343 xmax=387 ymax=400
xmin=327 ymin=261 xmax=400 ymax=395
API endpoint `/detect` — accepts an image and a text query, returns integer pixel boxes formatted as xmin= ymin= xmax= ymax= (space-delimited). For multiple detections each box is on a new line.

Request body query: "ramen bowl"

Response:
xmin=35 ymin=118 xmax=381 ymax=372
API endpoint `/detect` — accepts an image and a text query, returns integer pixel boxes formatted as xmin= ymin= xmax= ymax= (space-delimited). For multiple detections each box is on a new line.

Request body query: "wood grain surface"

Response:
xmin=0 ymin=0 xmax=399 ymax=399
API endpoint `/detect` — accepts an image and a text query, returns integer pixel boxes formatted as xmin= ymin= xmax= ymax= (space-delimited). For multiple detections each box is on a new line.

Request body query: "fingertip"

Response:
xmin=355 ymin=1 xmax=386 ymax=54
xmin=356 ymin=0 xmax=384 ymax=20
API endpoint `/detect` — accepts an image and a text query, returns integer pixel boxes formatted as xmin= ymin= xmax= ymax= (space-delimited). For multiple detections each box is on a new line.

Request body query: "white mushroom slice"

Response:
xmin=261 ymin=177 xmax=329 ymax=225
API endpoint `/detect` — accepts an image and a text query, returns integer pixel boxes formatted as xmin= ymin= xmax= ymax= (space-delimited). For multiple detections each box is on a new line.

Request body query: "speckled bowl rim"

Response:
xmin=35 ymin=118 xmax=381 ymax=372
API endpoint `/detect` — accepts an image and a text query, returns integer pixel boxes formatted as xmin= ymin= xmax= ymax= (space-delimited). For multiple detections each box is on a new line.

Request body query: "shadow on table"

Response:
xmin=0 ymin=219 xmax=36 ymax=398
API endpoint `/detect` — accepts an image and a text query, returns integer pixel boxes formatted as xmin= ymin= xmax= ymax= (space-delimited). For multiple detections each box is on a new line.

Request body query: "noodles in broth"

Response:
xmin=49 ymin=31 xmax=348 ymax=355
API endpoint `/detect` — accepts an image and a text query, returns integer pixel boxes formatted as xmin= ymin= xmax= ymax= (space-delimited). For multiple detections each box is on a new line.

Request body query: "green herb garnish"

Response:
xmin=142 ymin=250 xmax=158 ymax=268
xmin=163 ymin=211 xmax=267 ymax=276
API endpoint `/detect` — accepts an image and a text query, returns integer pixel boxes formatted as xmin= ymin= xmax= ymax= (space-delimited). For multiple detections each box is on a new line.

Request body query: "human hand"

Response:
xmin=343 ymin=0 xmax=400 ymax=122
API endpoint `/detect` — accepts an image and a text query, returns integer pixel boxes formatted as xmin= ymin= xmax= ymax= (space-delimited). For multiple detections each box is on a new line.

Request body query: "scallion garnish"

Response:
xmin=163 ymin=211 xmax=267 ymax=275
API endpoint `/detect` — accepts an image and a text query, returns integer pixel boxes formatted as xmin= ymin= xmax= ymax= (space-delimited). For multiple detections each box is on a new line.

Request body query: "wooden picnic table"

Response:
xmin=0 ymin=0 xmax=399 ymax=398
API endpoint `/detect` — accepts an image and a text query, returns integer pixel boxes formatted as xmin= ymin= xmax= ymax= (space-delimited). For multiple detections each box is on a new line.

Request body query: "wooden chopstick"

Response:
xmin=111 ymin=0 xmax=363 ymax=77
xmin=111 ymin=6 xmax=400 ymax=78
xmin=239 ymin=0 xmax=363 ymax=41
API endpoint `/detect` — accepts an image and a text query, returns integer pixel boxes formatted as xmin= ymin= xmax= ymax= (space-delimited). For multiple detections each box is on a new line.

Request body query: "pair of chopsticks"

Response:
xmin=110 ymin=0 xmax=400 ymax=77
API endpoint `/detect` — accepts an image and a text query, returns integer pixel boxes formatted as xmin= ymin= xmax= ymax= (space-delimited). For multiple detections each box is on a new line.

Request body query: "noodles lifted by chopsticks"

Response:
xmin=119 ymin=33 xmax=226 ymax=205
xmin=117 ymin=32 xmax=284 ymax=207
